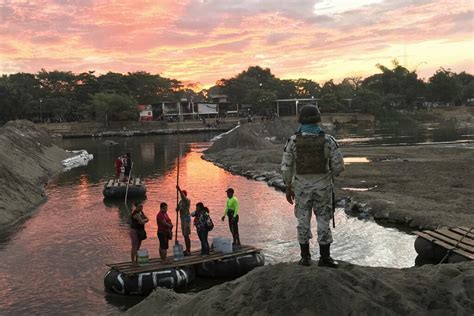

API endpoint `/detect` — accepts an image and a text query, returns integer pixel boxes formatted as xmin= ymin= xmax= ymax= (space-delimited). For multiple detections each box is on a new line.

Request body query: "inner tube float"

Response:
xmin=196 ymin=251 xmax=265 ymax=278
xmin=104 ymin=266 xmax=195 ymax=295
xmin=102 ymin=181 xmax=147 ymax=199
xmin=414 ymin=236 xmax=468 ymax=264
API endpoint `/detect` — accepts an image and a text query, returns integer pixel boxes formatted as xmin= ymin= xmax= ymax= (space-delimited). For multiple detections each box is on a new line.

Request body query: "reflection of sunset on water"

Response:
xmin=143 ymin=150 xmax=240 ymax=235
xmin=76 ymin=174 xmax=92 ymax=209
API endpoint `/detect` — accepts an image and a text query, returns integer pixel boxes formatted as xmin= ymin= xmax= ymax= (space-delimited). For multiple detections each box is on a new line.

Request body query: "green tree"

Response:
xmin=125 ymin=71 xmax=181 ymax=104
xmin=217 ymin=66 xmax=280 ymax=107
xmin=97 ymin=72 xmax=129 ymax=95
xmin=0 ymin=73 xmax=42 ymax=121
xmin=292 ymin=79 xmax=320 ymax=98
xmin=455 ymin=71 xmax=474 ymax=104
xmin=74 ymin=71 xmax=99 ymax=104
xmin=275 ymin=79 xmax=297 ymax=99
xmin=244 ymin=89 xmax=277 ymax=114
xmin=90 ymin=92 xmax=138 ymax=126
xmin=428 ymin=68 xmax=462 ymax=104
xmin=37 ymin=70 xmax=79 ymax=121
xmin=352 ymin=88 xmax=384 ymax=113
xmin=362 ymin=60 xmax=426 ymax=109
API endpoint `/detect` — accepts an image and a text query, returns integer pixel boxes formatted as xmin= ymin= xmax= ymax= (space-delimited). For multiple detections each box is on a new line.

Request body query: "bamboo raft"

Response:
xmin=106 ymin=245 xmax=261 ymax=275
xmin=414 ymin=226 xmax=474 ymax=263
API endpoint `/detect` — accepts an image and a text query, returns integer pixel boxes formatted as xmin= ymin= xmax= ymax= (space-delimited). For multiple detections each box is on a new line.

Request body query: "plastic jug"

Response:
xmin=173 ymin=242 xmax=184 ymax=261
xmin=221 ymin=238 xmax=233 ymax=254
xmin=212 ymin=237 xmax=223 ymax=252
xmin=137 ymin=249 xmax=149 ymax=265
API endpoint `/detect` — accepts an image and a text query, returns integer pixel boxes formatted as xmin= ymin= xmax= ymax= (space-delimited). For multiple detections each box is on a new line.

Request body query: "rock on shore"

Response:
xmin=0 ymin=120 xmax=70 ymax=228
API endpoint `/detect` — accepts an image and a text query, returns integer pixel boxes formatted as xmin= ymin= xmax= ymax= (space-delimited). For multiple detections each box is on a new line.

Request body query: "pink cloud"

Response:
xmin=0 ymin=0 xmax=472 ymax=86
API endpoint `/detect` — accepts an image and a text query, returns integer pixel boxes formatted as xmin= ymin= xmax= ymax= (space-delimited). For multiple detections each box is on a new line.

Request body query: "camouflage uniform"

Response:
xmin=281 ymin=132 xmax=344 ymax=245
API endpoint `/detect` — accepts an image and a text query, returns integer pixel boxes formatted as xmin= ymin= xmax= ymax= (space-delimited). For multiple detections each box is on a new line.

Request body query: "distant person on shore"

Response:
xmin=192 ymin=203 xmax=213 ymax=256
xmin=124 ymin=153 xmax=132 ymax=182
xmin=281 ymin=104 xmax=344 ymax=268
xmin=221 ymin=188 xmax=240 ymax=246
xmin=129 ymin=202 xmax=149 ymax=264
xmin=156 ymin=202 xmax=173 ymax=262
xmin=176 ymin=185 xmax=192 ymax=255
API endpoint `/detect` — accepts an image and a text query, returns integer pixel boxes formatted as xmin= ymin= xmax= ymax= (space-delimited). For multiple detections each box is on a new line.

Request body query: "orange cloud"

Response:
xmin=0 ymin=0 xmax=472 ymax=87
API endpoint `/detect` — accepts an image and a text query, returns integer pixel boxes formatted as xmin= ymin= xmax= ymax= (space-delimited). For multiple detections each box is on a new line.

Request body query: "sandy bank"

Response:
xmin=128 ymin=261 xmax=474 ymax=315
xmin=0 ymin=120 xmax=70 ymax=228
xmin=203 ymin=120 xmax=474 ymax=230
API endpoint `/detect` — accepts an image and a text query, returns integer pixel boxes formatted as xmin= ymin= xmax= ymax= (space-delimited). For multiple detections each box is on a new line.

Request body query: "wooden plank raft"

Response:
xmin=106 ymin=245 xmax=261 ymax=276
xmin=106 ymin=178 xmax=142 ymax=188
xmin=415 ymin=226 xmax=474 ymax=260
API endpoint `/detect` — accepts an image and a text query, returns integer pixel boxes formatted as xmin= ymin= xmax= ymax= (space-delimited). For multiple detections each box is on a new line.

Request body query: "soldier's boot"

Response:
xmin=318 ymin=244 xmax=338 ymax=268
xmin=298 ymin=243 xmax=312 ymax=266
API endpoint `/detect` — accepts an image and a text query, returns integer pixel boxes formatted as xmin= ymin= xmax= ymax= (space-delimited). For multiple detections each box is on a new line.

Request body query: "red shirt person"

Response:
xmin=114 ymin=156 xmax=123 ymax=179
xmin=156 ymin=202 xmax=173 ymax=261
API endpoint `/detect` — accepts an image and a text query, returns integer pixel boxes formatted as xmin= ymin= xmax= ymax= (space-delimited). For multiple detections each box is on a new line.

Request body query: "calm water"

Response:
xmin=2 ymin=121 xmax=470 ymax=314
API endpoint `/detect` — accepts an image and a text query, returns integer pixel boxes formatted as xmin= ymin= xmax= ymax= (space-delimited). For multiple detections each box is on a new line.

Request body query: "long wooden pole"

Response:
xmin=124 ymin=162 xmax=133 ymax=205
xmin=175 ymin=117 xmax=180 ymax=244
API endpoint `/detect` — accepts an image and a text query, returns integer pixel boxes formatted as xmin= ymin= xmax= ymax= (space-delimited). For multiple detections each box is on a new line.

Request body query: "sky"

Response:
xmin=0 ymin=0 xmax=473 ymax=88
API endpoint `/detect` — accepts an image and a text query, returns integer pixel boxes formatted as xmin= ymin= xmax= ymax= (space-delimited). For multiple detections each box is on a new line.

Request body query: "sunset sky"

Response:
xmin=1 ymin=0 xmax=473 ymax=88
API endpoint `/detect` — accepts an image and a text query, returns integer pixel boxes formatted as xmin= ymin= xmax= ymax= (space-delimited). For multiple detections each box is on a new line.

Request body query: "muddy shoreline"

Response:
xmin=202 ymin=121 xmax=474 ymax=230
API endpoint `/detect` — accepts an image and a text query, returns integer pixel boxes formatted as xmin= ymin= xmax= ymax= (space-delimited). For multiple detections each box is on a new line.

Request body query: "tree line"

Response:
xmin=0 ymin=61 xmax=473 ymax=124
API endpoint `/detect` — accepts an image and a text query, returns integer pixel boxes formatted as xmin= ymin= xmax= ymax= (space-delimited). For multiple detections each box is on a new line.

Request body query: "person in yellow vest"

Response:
xmin=221 ymin=188 xmax=240 ymax=246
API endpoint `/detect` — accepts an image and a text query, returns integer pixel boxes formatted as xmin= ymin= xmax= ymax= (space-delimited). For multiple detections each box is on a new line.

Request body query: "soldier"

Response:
xmin=281 ymin=104 xmax=344 ymax=268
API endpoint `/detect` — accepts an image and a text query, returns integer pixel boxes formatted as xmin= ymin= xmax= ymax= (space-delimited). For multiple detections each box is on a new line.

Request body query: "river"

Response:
xmin=1 ymin=121 xmax=471 ymax=314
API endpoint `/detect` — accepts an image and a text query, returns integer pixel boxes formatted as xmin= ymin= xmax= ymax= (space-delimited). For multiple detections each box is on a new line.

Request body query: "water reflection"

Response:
xmin=335 ymin=121 xmax=473 ymax=146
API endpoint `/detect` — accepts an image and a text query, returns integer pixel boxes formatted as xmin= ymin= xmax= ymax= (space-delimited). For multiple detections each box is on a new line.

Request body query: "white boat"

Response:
xmin=62 ymin=150 xmax=94 ymax=171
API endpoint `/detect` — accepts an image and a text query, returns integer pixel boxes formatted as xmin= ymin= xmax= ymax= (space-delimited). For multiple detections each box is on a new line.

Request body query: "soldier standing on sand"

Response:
xmin=281 ymin=104 xmax=345 ymax=268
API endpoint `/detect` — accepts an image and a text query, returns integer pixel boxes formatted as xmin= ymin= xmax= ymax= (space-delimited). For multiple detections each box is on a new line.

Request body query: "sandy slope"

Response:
xmin=0 ymin=120 xmax=69 ymax=228
xmin=128 ymin=261 xmax=474 ymax=315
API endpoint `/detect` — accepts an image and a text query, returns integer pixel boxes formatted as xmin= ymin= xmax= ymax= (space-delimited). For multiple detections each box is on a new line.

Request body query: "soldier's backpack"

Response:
xmin=295 ymin=134 xmax=328 ymax=174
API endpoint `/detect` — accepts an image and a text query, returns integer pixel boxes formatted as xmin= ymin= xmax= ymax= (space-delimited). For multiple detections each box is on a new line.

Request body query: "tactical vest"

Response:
xmin=295 ymin=134 xmax=328 ymax=174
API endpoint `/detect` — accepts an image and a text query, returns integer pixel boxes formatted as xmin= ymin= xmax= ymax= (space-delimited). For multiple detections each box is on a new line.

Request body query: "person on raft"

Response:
xmin=221 ymin=188 xmax=241 ymax=247
xmin=176 ymin=185 xmax=192 ymax=256
xmin=156 ymin=202 xmax=173 ymax=262
xmin=129 ymin=202 xmax=149 ymax=264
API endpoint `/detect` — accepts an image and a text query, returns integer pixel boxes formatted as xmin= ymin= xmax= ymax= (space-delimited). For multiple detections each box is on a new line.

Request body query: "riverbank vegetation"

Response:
xmin=0 ymin=61 xmax=473 ymax=124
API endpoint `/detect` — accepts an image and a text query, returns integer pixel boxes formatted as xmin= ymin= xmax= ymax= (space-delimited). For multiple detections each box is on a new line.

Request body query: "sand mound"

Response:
xmin=248 ymin=119 xmax=298 ymax=141
xmin=205 ymin=124 xmax=275 ymax=154
xmin=128 ymin=261 xmax=474 ymax=315
xmin=0 ymin=120 xmax=70 ymax=228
